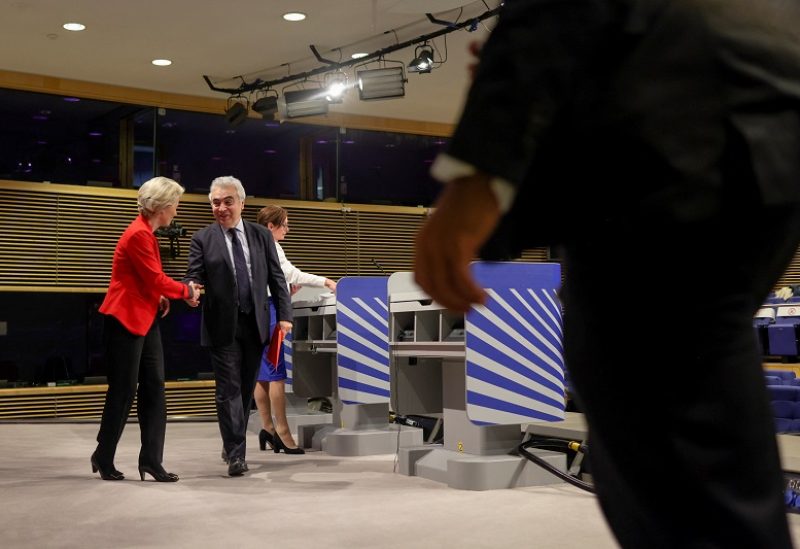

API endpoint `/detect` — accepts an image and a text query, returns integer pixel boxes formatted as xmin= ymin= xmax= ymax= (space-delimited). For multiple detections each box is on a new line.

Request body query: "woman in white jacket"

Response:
xmin=254 ymin=205 xmax=336 ymax=454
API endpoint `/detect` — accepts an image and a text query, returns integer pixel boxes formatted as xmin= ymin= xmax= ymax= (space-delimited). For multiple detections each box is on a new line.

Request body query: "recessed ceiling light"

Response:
xmin=62 ymin=22 xmax=86 ymax=32
xmin=282 ymin=12 xmax=306 ymax=22
xmin=152 ymin=59 xmax=172 ymax=67
xmin=351 ymin=52 xmax=369 ymax=59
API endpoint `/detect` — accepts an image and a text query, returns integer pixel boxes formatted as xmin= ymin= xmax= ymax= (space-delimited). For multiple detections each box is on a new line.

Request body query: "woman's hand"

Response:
xmin=159 ymin=296 xmax=170 ymax=317
xmin=324 ymin=278 xmax=337 ymax=293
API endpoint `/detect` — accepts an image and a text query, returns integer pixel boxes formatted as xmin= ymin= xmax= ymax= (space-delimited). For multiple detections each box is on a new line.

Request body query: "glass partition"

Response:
xmin=0 ymin=86 xmax=446 ymax=207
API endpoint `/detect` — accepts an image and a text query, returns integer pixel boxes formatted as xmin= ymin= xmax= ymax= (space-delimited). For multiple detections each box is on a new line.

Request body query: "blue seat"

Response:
xmin=755 ymin=307 xmax=776 ymax=355
xmin=773 ymin=401 xmax=800 ymax=433
xmin=768 ymin=306 xmax=800 ymax=356
xmin=773 ymin=400 xmax=795 ymax=417
xmin=766 ymin=369 xmax=797 ymax=382
xmin=765 ymin=375 xmax=784 ymax=386
xmin=770 ymin=393 xmax=800 ymax=433
xmin=768 ymin=385 xmax=800 ymax=401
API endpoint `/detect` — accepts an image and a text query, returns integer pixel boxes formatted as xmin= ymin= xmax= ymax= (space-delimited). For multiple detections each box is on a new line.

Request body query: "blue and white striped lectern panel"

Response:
xmin=285 ymin=331 xmax=294 ymax=390
xmin=466 ymin=262 xmax=565 ymax=425
xmin=336 ymin=277 xmax=391 ymax=405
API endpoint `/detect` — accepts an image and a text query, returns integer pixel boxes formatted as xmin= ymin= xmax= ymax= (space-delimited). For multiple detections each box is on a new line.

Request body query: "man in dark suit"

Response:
xmin=185 ymin=175 xmax=292 ymax=476
xmin=415 ymin=1 xmax=800 ymax=547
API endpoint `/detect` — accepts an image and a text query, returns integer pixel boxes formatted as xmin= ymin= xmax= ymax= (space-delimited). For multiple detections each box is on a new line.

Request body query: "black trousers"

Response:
xmin=95 ymin=315 xmax=166 ymax=467
xmin=209 ymin=311 xmax=263 ymax=461
xmin=563 ymin=202 xmax=800 ymax=548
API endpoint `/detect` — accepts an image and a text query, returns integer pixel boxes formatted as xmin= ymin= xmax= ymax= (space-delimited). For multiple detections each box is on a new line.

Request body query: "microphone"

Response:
xmin=372 ymin=258 xmax=387 ymax=275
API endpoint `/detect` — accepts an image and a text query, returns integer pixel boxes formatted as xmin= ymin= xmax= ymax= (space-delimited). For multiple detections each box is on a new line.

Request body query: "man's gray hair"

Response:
xmin=209 ymin=176 xmax=246 ymax=202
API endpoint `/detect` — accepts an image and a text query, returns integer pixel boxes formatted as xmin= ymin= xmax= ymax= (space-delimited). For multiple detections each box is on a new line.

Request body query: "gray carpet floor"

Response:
xmin=1 ymin=422 xmax=799 ymax=548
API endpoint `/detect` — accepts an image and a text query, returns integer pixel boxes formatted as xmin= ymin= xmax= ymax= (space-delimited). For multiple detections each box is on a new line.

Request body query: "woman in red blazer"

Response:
xmin=92 ymin=176 xmax=200 ymax=482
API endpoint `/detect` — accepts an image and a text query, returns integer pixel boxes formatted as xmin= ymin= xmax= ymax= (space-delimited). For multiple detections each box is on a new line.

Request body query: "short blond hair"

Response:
xmin=137 ymin=177 xmax=184 ymax=218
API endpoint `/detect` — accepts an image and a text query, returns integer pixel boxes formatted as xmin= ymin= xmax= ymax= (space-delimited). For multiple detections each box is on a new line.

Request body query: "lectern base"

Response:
xmin=399 ymin=445 xmax=566 ymax=491
xmin=297 ymin=423 xmax=423 ymax=456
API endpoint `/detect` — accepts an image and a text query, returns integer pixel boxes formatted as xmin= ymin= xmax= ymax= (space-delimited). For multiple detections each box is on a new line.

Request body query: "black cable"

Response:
xmin=517 ymin=437 xmax=595 ymax=493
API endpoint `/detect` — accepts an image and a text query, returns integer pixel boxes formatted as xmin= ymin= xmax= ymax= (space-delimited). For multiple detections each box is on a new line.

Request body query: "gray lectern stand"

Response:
xmin=297 ymin=277 xmax=422 ymax=455
xmin=391 ymin=265 xmax=568 ymax=490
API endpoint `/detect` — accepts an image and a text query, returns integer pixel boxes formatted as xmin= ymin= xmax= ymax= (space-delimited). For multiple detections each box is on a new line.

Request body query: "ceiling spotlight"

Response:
xmin=351 ymin=52 xmax=369 ymax=59
xmin=62 ymin=22 xmax=86 ymax=32
xmin=357 ymin=66 xmax=406 ymax=101
xmin=252 ymin=90 xmax=279 ymax=120
xmin=409 ymin=44 xmax=435 ymax=74
xmin=323 ymin=72 xmax=349 ymax=103
xmin=278 ymin=88 xmax=329 ymax=118
xmin=224 ymin=95 xmax=249 ymax=127
xmin=282 ymin=12 xmax=306 ymax=22
xmin=151 ymin=59 xmax=172 ymax=66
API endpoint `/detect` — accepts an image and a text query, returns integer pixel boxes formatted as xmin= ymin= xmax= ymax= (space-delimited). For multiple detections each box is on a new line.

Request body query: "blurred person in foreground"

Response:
xmin=415 ymin=1 xmax=800 ymax=547
xmin=93 ymin=176 xmax=201 ymax=483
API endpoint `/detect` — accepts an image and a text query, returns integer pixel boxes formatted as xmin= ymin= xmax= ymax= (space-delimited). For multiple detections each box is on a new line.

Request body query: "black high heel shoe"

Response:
xmin=138 ymin=463 xmax=179 ymax=482
xmin=273 ymin=433 xmax=305 ymax=455
xmin=91 ymin=452 xmax=124 ymax=481
xmin=258 ymin=429 xmax=275 ymax=451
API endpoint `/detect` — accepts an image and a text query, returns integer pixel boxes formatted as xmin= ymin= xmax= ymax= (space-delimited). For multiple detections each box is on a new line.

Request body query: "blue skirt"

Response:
xmin=257 ymin=298 xmax=286 ymax=382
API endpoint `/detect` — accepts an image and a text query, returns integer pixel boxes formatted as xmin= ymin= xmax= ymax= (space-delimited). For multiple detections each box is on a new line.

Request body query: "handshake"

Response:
xmin=158 ymin=281 xmax=203 ymax=318
xmin=185 ymin=281 xmax=204 ymax=308
xmin=776 ymin=286 xmax=795 ymax=301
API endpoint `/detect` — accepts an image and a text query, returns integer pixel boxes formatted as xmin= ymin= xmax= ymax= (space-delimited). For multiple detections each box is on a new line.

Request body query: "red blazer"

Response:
xmin=99 ymin=214 xmax=189 ymax=336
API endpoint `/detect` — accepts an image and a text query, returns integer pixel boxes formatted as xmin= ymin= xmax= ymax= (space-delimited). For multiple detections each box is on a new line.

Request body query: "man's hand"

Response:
xmin=158 ymin=296 xmax=170 ymax=318
xmin=414 ymin=174 xmax=501 ymax=312
xmin=185 ymin=281 xmax=203 ymax=307
xmin=279 ymin=320 xmax=293 ymax=336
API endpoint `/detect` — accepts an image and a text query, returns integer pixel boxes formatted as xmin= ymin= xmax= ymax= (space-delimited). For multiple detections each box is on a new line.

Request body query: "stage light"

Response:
xmin=280 ymin=88 xmax=329 ymax=118
xmin=252 ymin=90 xmax=279 ymax=120
xmin=408 ymin=44 xmax=435 ymax=74
xmin=224 ymin=95 xmax=249 ymax=127
xmin=324 ymin=72 xmax=349 ymax=103
xmin=357 ymin=67 xmax=406 ymax=101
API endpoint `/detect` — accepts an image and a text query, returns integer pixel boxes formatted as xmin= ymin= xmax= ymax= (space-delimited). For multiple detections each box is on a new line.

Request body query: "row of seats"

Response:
xmin=755 ymin=304 xmax=800 ymax=357
xmin=767 ymin=382 xmax=800 ymax=434
xmin=764 ymin=370 xmax=799 ymax=386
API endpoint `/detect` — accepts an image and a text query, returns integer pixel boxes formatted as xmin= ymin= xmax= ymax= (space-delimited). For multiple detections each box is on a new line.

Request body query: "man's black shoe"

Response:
xmin=228 ymin=457 xmax=248 ymax=477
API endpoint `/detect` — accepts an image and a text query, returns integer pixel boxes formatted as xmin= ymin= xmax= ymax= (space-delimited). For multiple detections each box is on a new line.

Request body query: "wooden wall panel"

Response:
xmin=1 ymin=181 xmax=491 ymax=290
xmin=0 ymin=381 xmax=216 ymax=420
xmin=0 ymin=180 xmax=555 ymax=292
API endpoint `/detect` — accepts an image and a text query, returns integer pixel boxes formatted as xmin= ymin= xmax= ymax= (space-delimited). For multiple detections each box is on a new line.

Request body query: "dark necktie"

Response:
xmin=228 ymin=228 xmax=253 ymax=314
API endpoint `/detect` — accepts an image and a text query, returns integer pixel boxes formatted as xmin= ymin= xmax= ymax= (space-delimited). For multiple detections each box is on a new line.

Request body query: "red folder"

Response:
xmin=266 ymin=326 xmax=284 ymax=368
